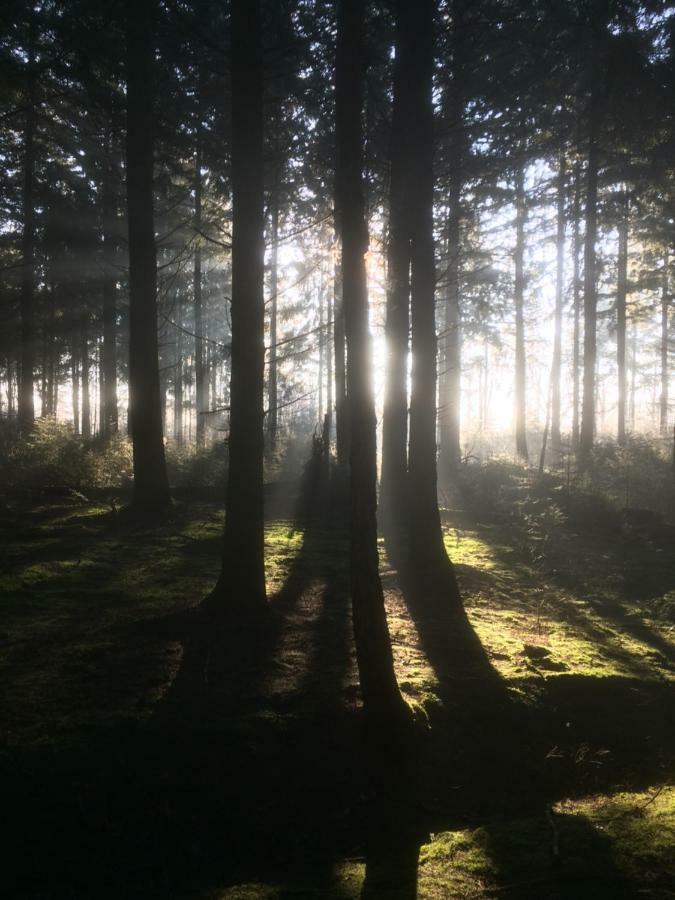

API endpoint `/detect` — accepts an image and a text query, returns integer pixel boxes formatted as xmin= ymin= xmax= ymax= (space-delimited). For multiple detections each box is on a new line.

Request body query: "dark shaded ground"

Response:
xmin=1 ymin=461 xmax=674 ymax=898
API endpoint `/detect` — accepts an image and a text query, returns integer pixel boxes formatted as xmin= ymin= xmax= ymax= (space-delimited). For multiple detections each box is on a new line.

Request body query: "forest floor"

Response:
xmin=1 ymin=461 xmax=674 ymax=898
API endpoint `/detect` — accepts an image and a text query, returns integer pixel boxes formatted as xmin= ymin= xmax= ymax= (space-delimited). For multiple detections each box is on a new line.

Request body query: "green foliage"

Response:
xmin=581 ymin=437 xmax=675 ymax=516
xmin=0 ymin=416 xmax=133 ymax=491
xmin=165 ymin=440 xmax=229 ymax=490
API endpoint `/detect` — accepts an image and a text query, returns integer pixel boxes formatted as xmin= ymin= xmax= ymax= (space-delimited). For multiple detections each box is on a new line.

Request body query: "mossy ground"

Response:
xmin=1 ymin=463 xmax=673 ymax=898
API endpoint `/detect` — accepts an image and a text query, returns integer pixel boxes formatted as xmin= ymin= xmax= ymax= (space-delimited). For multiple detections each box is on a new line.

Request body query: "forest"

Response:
xmin=1 ymin=0 xmax=674 ymax=897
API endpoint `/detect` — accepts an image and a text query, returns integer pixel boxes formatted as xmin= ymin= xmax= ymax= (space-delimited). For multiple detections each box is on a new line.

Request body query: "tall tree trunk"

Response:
xmin=326 ymin=254 xmax=334 ymax=441
xmin=579 ymin=36 xmax=600 ymax=460
xmin=438 ymin=0 xmax=464 ymax=484
xmin=407 ymin=0 xmax=460 ymax=602
xmin=616 ymin=191 xmax=628 ymax=446
xmin=194 ymin=90 xmax=207 ymax=450
xmin=125 ymin=0 xmax=170 ymax=507
xmin=267 ymin=179 xmax=279 ymax=449
xmin=380 ymin=0 xmax=411 ymax=526
xmin=336 ymin=0 xmax=407 ymax=733
xmin=173 ymin=308 xmax=183 ymax=444
xmin=514 ymin=165 xmax=528 ymax=461
xmin=210 ymin=0 xmax=266 ymax=611
xmin=46 ymin=284 xmax=56 ymax=415
xmin=71 ymin=336 xmax=80 ymax=434
xmin=319 ymin=270 xmax=325 ymax=422
xmin=101 ymin=267 xmax=118 ymax=437
xmin=333 ymin=253 xmax=349 ymax=465
xmin=40 ymin=326 xmax=48 ymax=417
xmin=630 ymin=317 xmax=637 ymax=431
xmin=19 ymin=18 xmax=37 ymax=431
xmin=80 ymin=312 xmax=91 ymax=439
xmin=579 ymin=135 xmax=599 ymax=458
xmin=572 ymin=163 xmax=582 ymax=449
xmin=660 ymin=250 xmax=669 ymax=435
xmin=101 ymin=125 xmax=119 ymax=439
xmin=550 ymin=152 xmax=566 ymax=455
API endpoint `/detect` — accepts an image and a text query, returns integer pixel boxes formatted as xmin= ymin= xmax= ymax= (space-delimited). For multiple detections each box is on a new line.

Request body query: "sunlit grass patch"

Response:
xmin=418 ymin=828 xmax=497 ymax=897
xmin=265 ymin=519 xmax=304 ymax=591
xmin=466 ymin=601 xmax=674 ymax=682
xmin=554 ymin=786 xmax=675 ymax=886
xmin=443 ymin=526 xmax=497 ymax=571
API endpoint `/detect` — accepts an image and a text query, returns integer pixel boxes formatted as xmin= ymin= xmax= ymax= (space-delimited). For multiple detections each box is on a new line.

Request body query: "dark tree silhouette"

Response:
xmin=210 ymin=0 xmax=267 ymax=613
xmin=336 ymin=0 xmax=409 ymax=734
xmin=18 ymin=13 xmax=36 ymax=432
xmin=380 ymin=0 xmax=413 ymax=528
xmin=513 ymin=164 xmax=529 ymax=462
xmin=125 ymin=0 xmax=170 ymax=507
xmin=406 ymin=0 xmax=460 ymax=597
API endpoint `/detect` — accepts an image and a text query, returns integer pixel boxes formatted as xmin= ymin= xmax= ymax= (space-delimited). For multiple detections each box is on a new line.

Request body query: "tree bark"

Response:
xmin=550 ymin=152 xmax=566 ymax=456
xmin=80 ymin=312 xmax=91 ymax=439
xmin=616 ymin=191 xmax=628 ymax=446
xmin=660 ymin=250 xmax=669 ymax=435
xmin=125 ymin=0 xmax=170 ymax=507
xmin=100 ymin=122 xmax=119 ymax=439
xmin=336 ymin=0 xmax=407 ymax=733
xmin=579 ymin=132 xmax=598 ymax=459
xmin=173 ymin=304 xmax=183 ymax=445
xmin=380 ymin=0 xmax=412 ymax=527
xmin=514 ymin=165 xmax=528 ymax=461
xmin=406 ymin=0 xmax=460 ymax=602
xmin=194 ymin=111 xmax=207 ymax=449
xmin=71 ymin=336 xmax=80 ymax=434
xmin=334 ymin=253 xmax=349 ymax=465
xmin=211 ymin=0 xmax=266 ymax=611
xmin=267 ymin=179 xmax=279 ymax=449
xmin=579 ymin=16 xmax=602 ymax=461
xmin=438 ymin=0 xmax=464 ymax=484
xmin=19 ymin=17 xmax=37 ymax=431
xmin=572 ymin=162 xmax=582 ymax=450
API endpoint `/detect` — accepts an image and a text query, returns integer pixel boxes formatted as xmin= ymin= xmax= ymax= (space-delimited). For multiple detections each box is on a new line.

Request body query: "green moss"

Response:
xmin=417 ymin=828 xmax=497 ymax=897
xmin=556 ymin=786 xmax=675 ymax=885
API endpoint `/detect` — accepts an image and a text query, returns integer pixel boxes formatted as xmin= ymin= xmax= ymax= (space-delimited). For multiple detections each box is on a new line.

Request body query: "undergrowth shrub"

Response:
xmin=0 ymin=416 xmax=133 ymax=491
xmin=165 ymin=440 xmax=228 ymax=489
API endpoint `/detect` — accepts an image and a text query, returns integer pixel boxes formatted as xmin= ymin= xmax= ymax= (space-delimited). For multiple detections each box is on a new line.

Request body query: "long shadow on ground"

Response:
xmin=376 ymin=520 xmax=674 ymax=898
xmin=2 ymin=453 xmax=366 ymax=899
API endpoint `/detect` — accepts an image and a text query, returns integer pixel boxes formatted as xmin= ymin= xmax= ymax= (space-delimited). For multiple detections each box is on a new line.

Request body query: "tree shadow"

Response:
xmin=479 ymin=807 xmax=642 ymax=899
xmin=2 ymin=447 xmax=363 ymax=899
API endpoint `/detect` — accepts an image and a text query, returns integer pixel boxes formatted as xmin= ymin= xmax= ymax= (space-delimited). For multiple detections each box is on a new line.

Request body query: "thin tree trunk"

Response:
xmin=380 ymin=0 xmax=411 ymax=526
xmin=438 ymin=0 xmax=464 ymax=484
xmin=71 ymin=336 xmax=80 ymax=434
xmin=514 ymin=165 xmax=528 ymax=461
xmin=8 ymin=360 xmax=16 ymax=416
xmin=125 ymin=0 xmax=170 ymax=507
xmin=80 ymin=312 xmax=91 ymax=439
xmin=334 ymin=253 xmax=349 ymax=465
xmin=630 ymin=317 xmax=637 ymax=431
xmin=318 ymin=270 xmax=325 ymax=423
xmin=407 ymin=0 xmax=460 ymax=602
xmin=550 ymin=152 xmax=566 ymax=455
xmin=326 ymin=256 xmax=334 ymax=442
xmin=572 ymin=162 xmax=582 ymax=449
xmin=46 ymin=284 xmax=56 ymax=415
xmin=210 ymin=0 xmax=266 ymax=611
xmin=579 ymin=47 xmax=600 ymax=460
xmin=19 ymin=17 xmax=37 ymax=431
xmin=194 ymin=88 xmax=207 ymax=450
xmin=173 ymin=308 xmax=183 ymax=444
xmin=101 ymin=125 xmax=119 ymax=438
xmin=267 ymin=179 xmax=279 ymax=449
xmin=336 ymin=0 xmax=408 ymax=734
xmin=660 ymin=250 xmax=669 ymax=435
xmin=617 ymin=191 xmax=628 ymax=446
